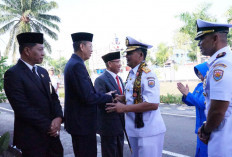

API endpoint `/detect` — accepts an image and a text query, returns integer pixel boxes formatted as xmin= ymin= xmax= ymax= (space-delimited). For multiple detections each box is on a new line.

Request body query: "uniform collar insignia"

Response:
xmin=216 ymin=52 xmax=226 ymax=58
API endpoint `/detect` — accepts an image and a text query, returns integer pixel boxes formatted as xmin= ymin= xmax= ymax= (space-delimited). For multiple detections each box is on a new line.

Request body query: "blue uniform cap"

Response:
xmin=195 ymin=19 xmax=232 ymax=40
xmin=125 ymin=36 xmax=153 ymax=52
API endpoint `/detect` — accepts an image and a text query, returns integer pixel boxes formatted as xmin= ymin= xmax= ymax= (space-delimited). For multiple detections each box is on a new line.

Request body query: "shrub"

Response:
xmin=160 ymin=93 xmax=183 ymax=104
xmin=0 ymin=132 xmax=10 ymax=154
xmin=0 ymin=57 xmax=10 ymax=103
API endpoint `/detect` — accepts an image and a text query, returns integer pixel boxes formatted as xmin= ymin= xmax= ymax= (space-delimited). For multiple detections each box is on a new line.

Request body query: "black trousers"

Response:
xmin=21 ymin=136 xmax=63 ymax=157
xmin=101 ymin=134 xmax=124 ymax=157
xmin=71 ymin=134 xmax=97 ymax=157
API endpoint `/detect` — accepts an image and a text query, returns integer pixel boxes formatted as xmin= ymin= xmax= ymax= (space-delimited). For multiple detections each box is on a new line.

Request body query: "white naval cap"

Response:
xmin=195 ymin=19 xmax=232 ymax=40
xmin=125 ymin=36 xmax=153 ymax=52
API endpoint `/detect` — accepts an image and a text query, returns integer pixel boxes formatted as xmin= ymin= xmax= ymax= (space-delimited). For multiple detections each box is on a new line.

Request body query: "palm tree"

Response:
xmin=0 ymin=0 xmax=60 ymax=63
xmin=225 ymin=6 xmax=232 ymax=47
xmin=226 ymin=6 xmax=232 ymax=24
xmin=177 ymin=3 xmax=216 ymax=62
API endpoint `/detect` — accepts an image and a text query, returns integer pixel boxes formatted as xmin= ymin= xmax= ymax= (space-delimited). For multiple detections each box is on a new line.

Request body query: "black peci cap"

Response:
xmin=17 ymin=32 xmax=43 ymax=45
xmin=71 ymin=32 xmax=93 ymax=42
xmin=102 ymin=51 xmax=120 ymax=63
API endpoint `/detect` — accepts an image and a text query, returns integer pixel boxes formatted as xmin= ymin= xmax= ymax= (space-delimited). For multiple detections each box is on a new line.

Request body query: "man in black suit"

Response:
xmin=94 ymin=51 xmax=125 ymax=157
xmin=4 ymin=32 xmax=63 ymax=157
xmin=64 ymin=32 xmax=113 ymax=157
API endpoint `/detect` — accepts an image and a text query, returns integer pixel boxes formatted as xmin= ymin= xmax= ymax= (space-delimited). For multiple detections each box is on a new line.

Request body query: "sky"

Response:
xmin=0 ymin=0 xmax=232 ymax=61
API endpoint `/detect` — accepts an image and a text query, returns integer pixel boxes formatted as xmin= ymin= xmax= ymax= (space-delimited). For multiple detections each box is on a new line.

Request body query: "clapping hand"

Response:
xmin=177 ymin=82 xmax=189 ymax=96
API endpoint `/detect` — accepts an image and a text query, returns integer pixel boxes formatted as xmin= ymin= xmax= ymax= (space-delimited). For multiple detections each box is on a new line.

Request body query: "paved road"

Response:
xmin=0 ymin=103 xmax=197 ymax=157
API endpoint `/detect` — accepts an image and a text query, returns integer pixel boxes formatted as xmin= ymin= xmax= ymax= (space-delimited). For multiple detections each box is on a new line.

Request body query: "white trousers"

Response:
xmin=129 ymin=133 xmax=165 ymax=157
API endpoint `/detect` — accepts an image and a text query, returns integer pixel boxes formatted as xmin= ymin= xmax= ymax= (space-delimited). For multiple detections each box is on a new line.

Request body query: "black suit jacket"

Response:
xmin=4 ymin=59 xmax=63 ymax=150
xmin=94 ymin=71 xmax=125 ymax=136
xmin=64 ymin=54 xmax=112 ymax=135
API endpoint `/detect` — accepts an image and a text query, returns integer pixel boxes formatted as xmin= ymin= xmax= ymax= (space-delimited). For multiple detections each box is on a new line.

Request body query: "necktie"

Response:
xmin=32 ymin=67 xmax=40 ymax=78
xmin=32 ymin=66 xmax=36 ymax=74
xmin=116 ymin=75 xmax=123 ymax=94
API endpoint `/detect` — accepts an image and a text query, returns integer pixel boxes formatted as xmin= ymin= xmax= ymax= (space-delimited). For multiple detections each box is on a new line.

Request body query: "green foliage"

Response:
xmin=0 ymin=57 xmax=10 ymax=103
xmin=225 ymin=6 xmax=232 ymax=24
xmin=0 ymin=132 xmax=10 ymax=154
xmin=187 ymin=51 xmax=197 ymax=62
xmin=176 ymin=3 xmax=216 ymax=62
xmin=42 ymin=56 xmax=67 ymax=75
xmin=59 ymin=89 xmax=64 ymax=98
xmin=225 ymin=6 xmax=232 ymax=47
xmin=155 ymin=43 xmax=172 ymax=67
xmin=0 ymin=0 xmax=60 ymax=63
xmin=160 ymin=94 xmax=183 ymax=104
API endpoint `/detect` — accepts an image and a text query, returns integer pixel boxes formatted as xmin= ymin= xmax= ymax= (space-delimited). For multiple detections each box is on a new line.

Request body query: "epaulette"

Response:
xmin=216 ymin=52 xmax=226 ymax=58
xmin=141 ymin=66 xmax=151 ymax=73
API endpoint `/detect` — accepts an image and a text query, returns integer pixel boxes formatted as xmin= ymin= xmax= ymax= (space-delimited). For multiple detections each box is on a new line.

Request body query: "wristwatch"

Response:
xmin=201 ymin=121 xmax=211 ymax=136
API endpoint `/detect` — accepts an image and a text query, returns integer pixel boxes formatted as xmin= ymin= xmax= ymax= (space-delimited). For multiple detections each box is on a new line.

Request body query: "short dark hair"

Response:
xmin=19 ymin=43 xmax=37 ymax=54
xmin=73 ymin=41 xmax=87 ymax=52
xmin=135 ymin=48 xmax=147 ymax=59
xmin=141 ymin=48 xmax=147 ymax=59
xmin=105 ymin=62 xmax=109 ymax=68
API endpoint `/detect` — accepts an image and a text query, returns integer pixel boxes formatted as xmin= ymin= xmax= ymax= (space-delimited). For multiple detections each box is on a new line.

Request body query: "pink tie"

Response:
xmin=116 ymin=75 xmax=123 ymax=94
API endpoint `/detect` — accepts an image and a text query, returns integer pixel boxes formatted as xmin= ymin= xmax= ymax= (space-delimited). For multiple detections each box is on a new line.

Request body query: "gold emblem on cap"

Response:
xmin=196 ymin=30 xmax=214 ymax=39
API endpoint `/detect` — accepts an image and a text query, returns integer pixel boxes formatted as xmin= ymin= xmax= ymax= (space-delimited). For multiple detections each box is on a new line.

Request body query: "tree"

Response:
xmin=41 ymin=56 xmax=67 ymax=75
xmin=0 ymin=0 xmax=60 ymax=63
xmin=155 ymin=43 xmax=172 ymax=67
xmin=0 ymin=57 xmax=10 ymax=103
xmin=177 ymin=3 xmax=216 ymax=62
xmin=225 ymin=6 xmax=232 ymax=47
xmin=226 ymin=6 xmax=232 ymax=24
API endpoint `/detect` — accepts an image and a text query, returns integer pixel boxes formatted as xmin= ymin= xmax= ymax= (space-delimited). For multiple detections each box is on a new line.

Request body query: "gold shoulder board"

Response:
xmin=142 ymin=67 xmax=151 ymax=73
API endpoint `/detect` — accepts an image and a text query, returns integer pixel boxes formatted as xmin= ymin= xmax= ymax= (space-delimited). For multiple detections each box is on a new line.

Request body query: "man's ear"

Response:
xmin=24 ymin=47 xmax=30 ymax=56
xmin=108 ymin=61 xmax=112 ymax=68
xmin=141 ymin=52 xmax=143 ymax=57
xmin=80 ymin=43 xmax=85 ymax=52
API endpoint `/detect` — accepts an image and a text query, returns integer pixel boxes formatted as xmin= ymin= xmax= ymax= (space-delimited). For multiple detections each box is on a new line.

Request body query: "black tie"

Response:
xmin=32 ymin=67 xmax=40 ymax=79
xmin=32 ymin=66 xmax=46 ymax=93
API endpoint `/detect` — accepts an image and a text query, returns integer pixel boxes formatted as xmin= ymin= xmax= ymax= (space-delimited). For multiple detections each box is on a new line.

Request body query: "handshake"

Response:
xmin=105 ymin=91 xmax=127 ymax=113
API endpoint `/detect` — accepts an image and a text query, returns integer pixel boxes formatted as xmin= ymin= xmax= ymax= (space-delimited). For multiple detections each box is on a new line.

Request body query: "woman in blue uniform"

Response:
xmin=177 ymin=62 xmax=208 ymax=157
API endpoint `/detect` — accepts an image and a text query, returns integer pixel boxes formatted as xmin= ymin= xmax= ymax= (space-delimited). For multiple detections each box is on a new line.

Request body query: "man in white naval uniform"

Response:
xmin=106 ymin=36 xmax=166 ymax=157
xmin=196 ymin=19 xmax=232 ymax=157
